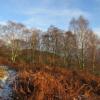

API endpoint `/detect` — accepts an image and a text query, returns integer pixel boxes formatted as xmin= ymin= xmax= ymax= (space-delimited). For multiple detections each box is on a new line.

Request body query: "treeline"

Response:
xmin=0 ymin=16 xmax=100 ymax=72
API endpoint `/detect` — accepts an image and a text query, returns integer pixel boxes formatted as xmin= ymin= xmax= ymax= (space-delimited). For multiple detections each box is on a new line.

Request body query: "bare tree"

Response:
xmin=62 ymin=31 xmax=77 ymax=67
xmin=69 ymin=16 xmax=90 ymax=69
xmin=29 ymin=29 xmax=40 ymax=63
xmin=47 ymin=26 xmax=63 ymax=55
xmin=42 ymin=33 xmax=51 ymax=52
xmin=2 ymin=21 xmax=25 ymax=62
xmin=87 ymin=31 xmax=98 ymax=72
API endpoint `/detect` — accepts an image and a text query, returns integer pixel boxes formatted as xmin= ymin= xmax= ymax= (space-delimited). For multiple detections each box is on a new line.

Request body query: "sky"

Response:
xmin=0 ymin=0 xmax=100 ymax=36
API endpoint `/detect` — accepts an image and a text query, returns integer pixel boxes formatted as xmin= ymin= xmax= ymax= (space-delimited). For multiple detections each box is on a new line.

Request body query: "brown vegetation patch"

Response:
xmin=13 ymin=67 xmax=100 ymax=100
xmin=13 ymin=71 xmax=67 ymax=100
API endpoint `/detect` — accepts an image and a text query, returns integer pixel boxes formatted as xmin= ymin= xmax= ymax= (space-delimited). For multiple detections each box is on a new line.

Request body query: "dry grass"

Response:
xmin=0 ymin=68 xmax=6 ymax=78
xmin=12 ymin=66 xmax=100 ymax=100
xmin=0 ymin=51 xmax=99 ymax=99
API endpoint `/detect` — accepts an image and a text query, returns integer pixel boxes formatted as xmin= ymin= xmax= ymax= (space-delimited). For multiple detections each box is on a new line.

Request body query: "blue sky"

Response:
xmin=0 ymin=0 xmax=100 ymax=36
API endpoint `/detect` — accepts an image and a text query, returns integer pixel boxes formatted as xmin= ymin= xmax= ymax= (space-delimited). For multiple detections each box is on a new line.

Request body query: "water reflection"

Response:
xmin=0 ymin=66 xmax=16 ymax=99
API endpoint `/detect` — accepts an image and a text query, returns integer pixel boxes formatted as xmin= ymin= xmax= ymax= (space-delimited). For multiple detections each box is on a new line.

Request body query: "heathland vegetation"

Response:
xmin=0 ymin=16 xmax=100 ymax=99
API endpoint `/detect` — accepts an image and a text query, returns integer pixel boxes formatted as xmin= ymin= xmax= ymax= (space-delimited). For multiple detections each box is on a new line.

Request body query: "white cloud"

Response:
xmin=94 ymin=27 xmax=100 ymax=36
xmin=22 ymin=8 xmax=90 ymax=18
xmin=0 ymin=20 xmax=6 ymax=25
xmin=0 ymin=0 xmax=91 ymax=31
xmin=22 ymin=8 xmax=90 ymax=30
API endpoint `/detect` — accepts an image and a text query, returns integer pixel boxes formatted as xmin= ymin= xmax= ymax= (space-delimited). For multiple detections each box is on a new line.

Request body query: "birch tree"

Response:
xmin=3 ymin=21 xmax=25 ymax=62
xmin=69 ymin=16 xmax=90 ymax=69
